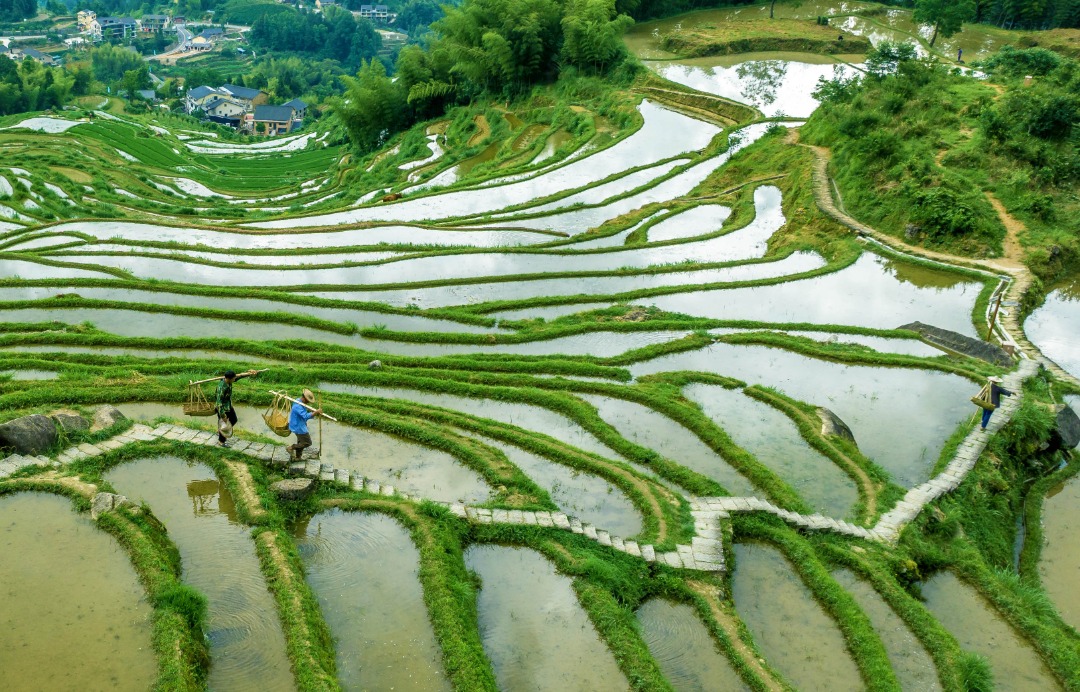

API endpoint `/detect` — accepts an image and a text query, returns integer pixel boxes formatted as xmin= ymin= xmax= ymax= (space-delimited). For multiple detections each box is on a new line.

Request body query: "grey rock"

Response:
xmin=817 ymin=408 xmax=857 ymax=446
xmin=1052 ymin=403 xmax=1080 ymax=451
xmin=271 ymin=478 xmax=315 ymax=501
xmin=0 ymin=414 xmax=59 ymax=455
xmin=91 ymin=405 xmax=127 ymax=432
xmin=904 ymin=223 xmax=922 ymax=241
xmin=49 ymin=411 xmax=91 ymax=435
xmin=898 ymin=321 xmax=1013 ymax=366
xmin=368 ymin=360 xmax=383 ymax=370
xmin=90 ymin=492 xmax=133 ymax=520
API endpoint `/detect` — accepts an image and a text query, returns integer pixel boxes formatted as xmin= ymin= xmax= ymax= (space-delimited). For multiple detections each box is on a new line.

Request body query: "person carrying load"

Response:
xmin=287 ymin=388 xmax=323 ymax=461
xmin=973 ymin=375 xmax=1012 ymax=431
xmin=215 ymin=368 xmax=260 ymax=447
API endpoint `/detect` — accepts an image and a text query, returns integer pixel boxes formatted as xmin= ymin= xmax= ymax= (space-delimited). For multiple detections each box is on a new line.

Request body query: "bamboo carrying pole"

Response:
xmin=189 ymin=369 xmax=269 ymax=386
xmin=268 ymin=390 xmax=338 ymax=421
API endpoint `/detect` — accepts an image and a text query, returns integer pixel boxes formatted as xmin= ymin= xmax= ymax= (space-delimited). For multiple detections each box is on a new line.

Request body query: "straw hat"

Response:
xmin=988 ymin=376 xmax=1003 ymax=383
xmin=302 ymin=388 xmax=315 ymax=402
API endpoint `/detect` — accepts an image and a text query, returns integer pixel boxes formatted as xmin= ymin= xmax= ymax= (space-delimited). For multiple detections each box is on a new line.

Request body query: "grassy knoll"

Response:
xmin=803 ymin=44 xmax=1080 ymax=284
xmin=659 ymin=18 xmax=872 ymax=58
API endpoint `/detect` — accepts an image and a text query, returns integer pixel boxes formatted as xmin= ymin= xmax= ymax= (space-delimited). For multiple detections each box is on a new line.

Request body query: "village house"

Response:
xmin=250 ymin=105 xmax=299 ymax=136
xmin=8 ymin=47 xmax=61 ymax=67
xmin=315 ymin=0 xmax=338 ymax=10
xmin=91 ymin=17 xmax=138 ymax=41
xmin=76 ymin=10 xmax=97 ymax=32
xmin=282 ymin=98 xmax=308 ymax=122
xmin=357 ymin=4 xmax=390 ymax=22
xmin=185 ymin=84 xmax=267 ymax=117
xmin=138 ymin=15 xmax=171 ymax=33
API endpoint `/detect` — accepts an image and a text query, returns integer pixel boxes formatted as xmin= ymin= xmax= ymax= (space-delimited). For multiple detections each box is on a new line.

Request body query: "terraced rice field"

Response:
xmin=0 ymin=21 xmax=1076 ymax=690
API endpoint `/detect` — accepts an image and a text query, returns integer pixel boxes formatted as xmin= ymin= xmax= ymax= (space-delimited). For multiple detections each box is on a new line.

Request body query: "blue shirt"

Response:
xmin=289 ymin=401 xmax=315 ymax=434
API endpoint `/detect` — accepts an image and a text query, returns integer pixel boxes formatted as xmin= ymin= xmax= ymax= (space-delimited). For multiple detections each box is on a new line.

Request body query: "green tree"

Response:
xmin=913 ymin=0 xmax=976 ymax=47
xmin=334 ymin=59 xmax=408 ymax=151
xmin=120 ymin=65 xmax=151 ymax=98
xmin=561 ymin=0 xmax=633 ymax=74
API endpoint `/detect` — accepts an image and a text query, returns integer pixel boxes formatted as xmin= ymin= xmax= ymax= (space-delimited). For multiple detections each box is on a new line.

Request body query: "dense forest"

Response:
xmin=248 ymin=6 xmax=381 ymax=70
xmin=0 ymin=0 xmax=36 ymax=22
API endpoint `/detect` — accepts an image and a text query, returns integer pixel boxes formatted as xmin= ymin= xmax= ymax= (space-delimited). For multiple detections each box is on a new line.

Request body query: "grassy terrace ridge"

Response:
xmin=658 ymin=18 xmax=872 ymax=59
xmin=1 ymin=24 xmax=1079 ymax=691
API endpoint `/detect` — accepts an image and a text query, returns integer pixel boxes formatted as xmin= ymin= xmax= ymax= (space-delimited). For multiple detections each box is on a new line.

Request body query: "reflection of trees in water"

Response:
xmin=186 ymin=477 xmax=240 ymax=522
xmin=736 ymin=60 xmax=789 ymax=107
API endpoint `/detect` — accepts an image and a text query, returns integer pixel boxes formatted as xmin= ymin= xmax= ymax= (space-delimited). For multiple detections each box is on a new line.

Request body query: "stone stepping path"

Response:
xmin=690 ymin=359 xmax=1039 ymax=544
xmin=0 ymin=360 xmax=1039 ymax=570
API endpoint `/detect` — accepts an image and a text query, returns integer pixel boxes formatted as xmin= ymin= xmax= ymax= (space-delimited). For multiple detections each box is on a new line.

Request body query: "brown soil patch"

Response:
xmin=427 ymin=120 xmax=450 ymax=136
xmin=614 ymin=307 xmax=650 ymax=323
xmin=688 ymin=580 xmax=785 ymax=691
xmin=467 ymin=115 xmax=491 ymax=147
xmin=224 ymin=460 xmax=267 ymax=521
xmin=52 ymin=167 xmax=92 ymax=183
xmin=984 ymin=192 xmax=1026 ymax=269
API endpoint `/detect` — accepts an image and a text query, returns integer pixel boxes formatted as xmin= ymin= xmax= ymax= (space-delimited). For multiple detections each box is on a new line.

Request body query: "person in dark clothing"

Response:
xmin=980 ymin=375 xmax=1012 ymax=430
xmin=215 ymin=368 xmax=259 ymax=446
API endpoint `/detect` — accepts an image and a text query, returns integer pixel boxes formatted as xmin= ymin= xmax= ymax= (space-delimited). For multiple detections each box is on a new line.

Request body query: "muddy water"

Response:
xmin=731 ymin=542 xmax=862 ymax=691
xmin=921 ymin=571 xmax=1059 ymax=690
xmin=0 ymin=492 xmax=157 ymax=691
xmin=868 ymin=8 xmax=1013 ymax=61
xmin=0 ymin=285 xmax=499 ymax=334
xmin=684 ymin=384 xmax=858 ymax=516
xmin=1038 ymin=469 xmax=1080 ymax=631
xmin=636 ymin=599 xmax=749 ymax=691
xmin=465 ymin=433 xmax=642 ymax=537
xmin=106 ymin=457 xmax=294 ymax=691
xmin=464 ymin=545 xmax=629 ymax=691
xmin=309 ymin=252 xmax=824 ymax=309
xmin=832 ymin=569 xmax=941 ymax=690
xmin=292 ymin=510 xmax=450 ymax=691
xmin=411 ymin=141 xmax=503 ymax=192
xmin=531 ymin=129 xmax=574 ymax=164
xmin=630 ymin=340 xmax=973 ymax=488
xmin=320 ymin=384 xmax=623 ymax=461
xmin=832 ymin=16 xmax=930 ymax=58
xmin=1024 ymin=277 xmax=1080 ymax=380
xmin=654 ymin=58 xmax=862 ymax=118
xmin=638 ymin=252 xmax=981 ymax=337
xmin=250 ymin=102 xmax=719 ymax=228
xmin=578 ymin=394 xmax=755 ymax=495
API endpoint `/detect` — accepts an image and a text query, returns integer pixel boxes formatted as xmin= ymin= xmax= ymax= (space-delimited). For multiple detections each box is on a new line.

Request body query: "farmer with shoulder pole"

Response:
xmin=216 ymin=368 xmax=260 ymax=447
xmin=976 ymin=375 xmax=1012 ymax=432
xmin=287 ymin=389 xmax=323 ymax=461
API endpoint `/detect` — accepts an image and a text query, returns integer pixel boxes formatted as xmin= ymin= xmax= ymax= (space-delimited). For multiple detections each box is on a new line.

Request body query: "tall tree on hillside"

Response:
xmin=561 ymin=0 xmax=633 ymax=73
xmin=913 ymin=0 xmax=976 ymax=46
xmin=335 ymin=59 xmax=408 ymax=151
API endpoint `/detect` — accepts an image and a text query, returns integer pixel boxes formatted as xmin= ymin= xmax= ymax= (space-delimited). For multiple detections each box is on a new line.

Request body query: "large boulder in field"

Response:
xmin=0 ymin=414 xmax=59 ymax=455
xmin=49 ymin=410 xmax=91 ymax=435
xmin=817 ymin=407 xmax=858 ymax=447
xmin=91 ymin=405 xmax=127 ymax=432
xmin=1052 ymin=404 xmax=1080 ymax=451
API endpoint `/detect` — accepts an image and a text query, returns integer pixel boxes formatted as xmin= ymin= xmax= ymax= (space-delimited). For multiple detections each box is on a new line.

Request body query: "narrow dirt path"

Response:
xmin=984 ymin=192 xmax=1026 ymax=269
xmin=467 ymin=115 xmax=491 ymax=147
xmin=687 ymin=580 xmax=786 ymax=691
xmin=797 ymin=133 xmax=1080 ymax=386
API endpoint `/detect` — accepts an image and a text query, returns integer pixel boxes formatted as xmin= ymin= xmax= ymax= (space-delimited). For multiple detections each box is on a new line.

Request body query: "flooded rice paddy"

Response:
xmin=293 ymin=510 xmax=451 ymax=690
xmin=1 ymin=18 xmax=1063 ymax=688
xmin=465 ymin=545 xmax=628 ymax=691
xmin=1024 ymin=277 xmax=1080 ymax=380
xmin=731 ymin=542 xmax=863 ymax=690
xmin=106 ymin=457 xmax=293 ymax=691
xmin=1039 ymin=470 xmax=1080 ymax=632
xmin=921 ymin=571 xmax=1059 ymax=690
xmin=637 ymin=599 xmax=749 ymax=691
xmin=0 ymin=493 xmax=157 ymax=691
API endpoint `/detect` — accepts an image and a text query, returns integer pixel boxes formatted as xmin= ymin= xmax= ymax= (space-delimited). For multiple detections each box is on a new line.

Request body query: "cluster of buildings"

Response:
xmin=0 ymin=45 xmax=62 ymax=66
xmin=76 ymin=11 xmax=178 ymax=42
xmin=185 ymin=84 xmax=307 ymax=135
